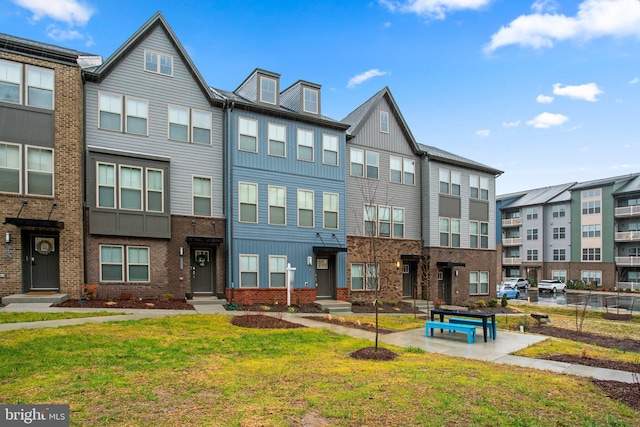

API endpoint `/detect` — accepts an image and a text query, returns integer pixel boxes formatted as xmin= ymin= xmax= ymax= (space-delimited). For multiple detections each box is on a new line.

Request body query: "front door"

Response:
xmin=402 ymin=263 xmax=415 ymax=298
xmin=22 ymin=232 xmax=60 ymax=292
xmin=315 ymin=256 xmax=334 ymax=299
xmin=439 ymin=269 xmax=453 ymax=305
xmin=191 ymin=247 xmax=215 ymax=294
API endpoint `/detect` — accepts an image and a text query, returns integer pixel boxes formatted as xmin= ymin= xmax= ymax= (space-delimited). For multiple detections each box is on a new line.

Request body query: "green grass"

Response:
xmin=0 ymin=311 xmax=123 ymax=324
xmin=0 ymin=314 xmax=637 ymax=426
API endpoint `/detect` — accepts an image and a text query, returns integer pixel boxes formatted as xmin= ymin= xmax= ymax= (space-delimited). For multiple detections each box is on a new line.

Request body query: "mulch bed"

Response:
xmin=231 ymin=303 xmax=324 ymax=313
xmin=592 ymin=380 xmax=640 ymax=411
xmin=528 ymin=325 xmax=640 ymax=352
xmin=231 ymin=314 xmax=305 ymax=329
xmin=53 ymin=298 xmax=196 ymax=310
xmin=350 ymin=347 xmax=398 ymax=360
xmin=351 ymin=302 xmax=420 ymax=314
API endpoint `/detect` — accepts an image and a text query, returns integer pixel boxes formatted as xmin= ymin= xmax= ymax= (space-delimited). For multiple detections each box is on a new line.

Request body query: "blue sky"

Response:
xmin=2 ymin=0 xmax=639 ymax=195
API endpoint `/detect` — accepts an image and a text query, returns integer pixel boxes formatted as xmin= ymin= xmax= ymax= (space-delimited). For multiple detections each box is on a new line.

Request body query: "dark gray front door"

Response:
xmin=22 ymin=232 xmax=60 ymax=292
xmin=316 ymin=256 xmax=334 ymax=298
xmin=402 ymin=263 xmax=415 ymax=298
xmin=440 ymin=269 xmax=453 ymax=304
xmin=191 ymin=247 xmax=215 ymax=294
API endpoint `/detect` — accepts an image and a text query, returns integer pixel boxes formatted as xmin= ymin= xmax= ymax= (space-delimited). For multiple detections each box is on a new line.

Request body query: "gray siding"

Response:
xmin=346 ymin=96 xmax=421 ymax=240
xmin=543 ymin=203 xmax=571 ymax=262
xmin=85 ymin=25 xmax=224 ymax=219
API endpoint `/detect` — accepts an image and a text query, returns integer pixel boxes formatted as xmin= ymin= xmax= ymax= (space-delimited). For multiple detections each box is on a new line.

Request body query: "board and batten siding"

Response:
xmin=423 ymin=159 xmax=497 ymax=250
xmin=85 ymin=25 xmax=224 ymax=218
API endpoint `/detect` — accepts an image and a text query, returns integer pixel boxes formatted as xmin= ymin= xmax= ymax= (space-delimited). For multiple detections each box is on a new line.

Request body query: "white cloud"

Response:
xmin=347 ymin=69 xmax=389 ymax=89
xmin=380 ymin=0 xmax=492 ymax=20
xmin=553 ymin=82 xmax=603 ymax=101
xmin=47 ymin=26 xmax=83 ymax=42
xmin=536 ymin=94 xmax=554 ymax=103
xmin=484 ymin=0 xmax=640 ymax=53
xmin=502 ymin=120 xmax=521 ymax=127
xmin=12 ymin=0 xmax=94 ymax=26
xmin=531 ymin=0 xmax=559 ymax=14
xmin=383 ymin=21 xmax=392 ymax=28
xmin=630 ymin=77 xmax=639 ymax=84
xmin=476 ymin=129 xmax=490 ymax=137
xmin=526 ymin=112 xmax=569 ymax=128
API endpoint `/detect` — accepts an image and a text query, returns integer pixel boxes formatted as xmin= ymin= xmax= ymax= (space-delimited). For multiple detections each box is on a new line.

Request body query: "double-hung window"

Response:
xmin=350 ymin=148 xmax=364 ymax=177
xmin=192 ymin=110 xmax=212 ymax=144
xmin=527 ymin=229 xmax=538 ymax=240
xmin=553 ymin=249 xmax=566 ymax=261
xmin=364 ymin=204 xmax=377 ymax=236
xmin=97 ymin=163 xmax=116 ymax=208
xmin=240 ymin=254 xmax=258 ymax=287
xmin=144 ymin=51 xmax=173 ymax=76
xmin=119 ymin=166 xmax=142 ymax=210
xmin=193 ymin=176 xmax=212 ymax=216
xmin=526 ymin=208 xmax=539 ymax=220
xmin=146 ymin=169 xmax=163 ymax=212
xmin=439 ymin=169 xmax=460 ymax=195
xmin=553 ymin=205 xmax=566 ymax=218
xmin=470 ymin=271 xmax=489 ymax=294
xmin=470 ymin=175 xmax=489 ymax=199
xmin=470 ymin=221 xmax=489 ymax=248
xmin=404 ymin=159 xmax=415 ymax=185
xmin=128 ymin=247 xmax=150 ymax=282
xmin=439 ymin=218 xmax=450 ymax=246
xmin=351 ymin=263 xmax=379 ymax=290
xmin=389 ymin=157 xmax=415 ymax=185
xmin=99 ymin=93 xmax=149 ymax=135
xmin=169 ymin=106 xmax=189 ymax=141
xmin=168 ymin=107 xmax=211 ymax=144
xmin=303 ymin=87 xmax=318 ymax=114
xmin=239 ymin=182 xmax=258 ymax=223
xmin=297 ymin=189 xmax=314 ymax=227
xmin=26 ymin=66 xmax=54 ymax=109
xmin=26 ymin=146 xmax=53 ymax=196
xmin=366 ymin=151 xmax=379 ymax=179
xmin=393 ymin=207 xmax=404 ymax=238
xmin=553 ymin=227 xmax=566 ymax=239
xmin=0 ymin=142 xmax=21 ymax=193
xmin=451 ymin=219 xmax=461 ymax=247
xmin=125 ymin=97 xmax=148 ymax=135
xmin=380 ymin=111 xmax=389 ymax=133
xmin=582 ymin=248 xmax=601 ymax=261
xmin=268 ymin=123 xmax=286 ymax=157
xmin=322 ymin=134 xmax=338 ymax=166
xmin=260 ymin=76 xmax=277 ymax=104
xmin=527 ymin=249 xmax=538 ymax=261
xmin=390 ymin=157 xmax=402 ymax=183
xmin=239 ymin=117 xmax=258 ymax=152
xmin=351 ymin=263 xmax=365 ymax=290
xmin=440 ymin=218 xmax=460 ymax=247
xmin=0 ymin=59 xmax=21 ymax=104
xmin=297 ymin=129 xmax=314 ymax=161
xmin=99 ymin=93 xmax=123 ymax=131
xmin=379 ymin=206 xmax=391 ymax=237
xmin=582 ymin=224 xmax=601 ymax=238
xmin=100 ymin=245 xmax=124 ymax=282
xmin=268 ymin=186 xmax=286 ymax=225
xmin=269 ymin=256 xmax=286 ymax=288
xmin=323 ymin=192 xmax=338 ymax=229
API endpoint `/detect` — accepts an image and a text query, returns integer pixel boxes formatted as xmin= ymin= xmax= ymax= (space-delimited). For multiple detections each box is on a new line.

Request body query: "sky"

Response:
xmin=2 ymin=0 xmax=639 ymax=195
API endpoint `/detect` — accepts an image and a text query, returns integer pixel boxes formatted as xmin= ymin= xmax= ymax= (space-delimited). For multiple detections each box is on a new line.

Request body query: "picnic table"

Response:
xmin=430 ymin=308 xmax=497 ymax=342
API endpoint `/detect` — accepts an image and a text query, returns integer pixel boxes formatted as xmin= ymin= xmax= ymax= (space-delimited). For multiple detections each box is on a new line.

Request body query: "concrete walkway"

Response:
xmin=1 ymin=303 xmax=637 ymax=384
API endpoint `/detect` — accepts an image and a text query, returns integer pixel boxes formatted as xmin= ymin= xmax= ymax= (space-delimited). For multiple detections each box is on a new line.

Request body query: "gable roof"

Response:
xmin=342 ymin=86 xmax=421 ymax=154
xmin=419 ymin=144 xmax=503 ymax=176
xmin=500 ymin=182 xmax=575 ymax=209
xmin=82 ymin=12 xmax=222 ymax=107
xmin=570 ymin=172 xmax=640 ymax=191
xmin=613 ymin=174 xmax=640 ymax=195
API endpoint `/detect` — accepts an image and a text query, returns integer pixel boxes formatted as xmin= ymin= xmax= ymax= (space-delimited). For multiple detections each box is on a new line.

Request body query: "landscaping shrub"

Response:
xmin=488 ymin=298 xmax=498 ymax=307
xmin=501 ymin=293 xmax=508 ymax=307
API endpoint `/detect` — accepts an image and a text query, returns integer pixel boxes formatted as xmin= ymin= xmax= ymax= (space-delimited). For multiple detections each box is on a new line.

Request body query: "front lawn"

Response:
xmin=0 ymin=314 xmax=636 ymax=426
xmin=0 ymin=311 xmax=123 ymax=324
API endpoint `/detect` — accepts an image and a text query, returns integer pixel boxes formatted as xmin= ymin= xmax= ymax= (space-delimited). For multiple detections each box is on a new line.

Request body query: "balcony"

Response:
xmin=615 ymin=205 xmax=640 ymax=217
xmin=502 ymin=218 xmax=522 ymax=227
xmin=616 ymin=282 xmax=640 ymax=292
xmin=615 ymin=256 xmax=640 ymax=267
xmin=502 ymin=237 xmax=523 ymax=246
xmin=615 ymin=231 xmax=640 ymax=242
xmin=502 ymin=257 xmax=522 ymax=265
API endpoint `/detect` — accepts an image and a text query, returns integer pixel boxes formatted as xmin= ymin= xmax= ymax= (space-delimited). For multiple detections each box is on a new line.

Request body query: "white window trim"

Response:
xmin=118 ymin=165 xmax=142 ymax=211
xmin=239 ymin=182 xmax=258 ymax=224
xmin=268 ymin=122 xmax=286 ymax=157
xmin=238 ymin=116 xmax=259 ymax=153
xmin=167 ymin=104 xmax=189 ymax=142
xmin=322 ymin=134 xmax=338 ymax=166
xmin=350 ymin=148 xmax=364 ymax=177
xmin=302 ymin=87 xmax=318 ymax=114
xmin=192 ymin=175 xmax=212 ymax=217
xmin=125 ymin=96 xmax=149 ymax=136
xmin=239 ymin=254 xmax=259 ymax=288
xmin=297 ymin=189 xmax=314 ymax=228
xmin=269 ymin=255 xmax=287 ymax=288
xmin=268 ymin=185 xmax=287 ymax=226
xmin=392 ymin=207 xmax=405 ymax=239
xmin=260 ymin=76 xmax=277 ymax=105
xmin=378 ymin=205 xmax=391 ymax=238
xmin=0 ymin=59 xmax=22 ymax=105
xmin=191 ymin=109 xmax=212 ymax=145
xmin=146 ymin=168 xmax=164 ymax=213
xmin=144 ymin=50 xmax=173 ymax=76
xmin=98 ymin=91 xmax=123 ymax=132
xmin=297 ymin=128 xmax=314 ymax=162
xmin=365 ymin=151 xmax=379 ymax=180
xmin=99 ymin=245 xmax=124 ymax=283
xmin=127 ymin=246 xmax=150 ymax=283
xmin=26 ymin=65 xmax=54 ymax=110
xmin=97 ymin=162 xmax=116 ymax=209
xmin=0 ymin=141 xmax=22 ymax=194
xmin=403 ymin=158 xmax=415 ymax=186
xmin=380 ymin=111 xmax=389 ymax=133
xmin=323 ymin=192 xmax=339 ymax=230
xmin=25 ymin=145 xmax=54 ymax=197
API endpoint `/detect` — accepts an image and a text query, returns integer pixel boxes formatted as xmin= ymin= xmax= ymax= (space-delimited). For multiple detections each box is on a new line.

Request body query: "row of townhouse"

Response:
xmin=0 ymin=13 xmax=502 ymax=307
xmin=496 ymin=173 xmax=640 ymax=290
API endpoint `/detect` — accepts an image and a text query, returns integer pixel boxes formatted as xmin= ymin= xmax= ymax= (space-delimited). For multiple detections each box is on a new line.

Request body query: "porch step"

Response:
xmin=314 ymin=300 xmax=352 ymax=314
xmin=186 ymin=296 xmax=227 ymax=306
xmin=403 ymin=299 xmax=433 ymax=311
xmin=2 ymin=293 xmax=68 ymax=305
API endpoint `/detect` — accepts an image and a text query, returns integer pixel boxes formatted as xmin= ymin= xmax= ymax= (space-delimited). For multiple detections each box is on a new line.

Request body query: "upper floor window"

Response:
xmin=323 ymin=192 xmax=338 ymax=229
xmin=268 ymin=186 xmax=286 ymax=226
xmin=297 ymin=189 xmax=314 ymax=227
xmin=582 ymin=189 xmax=601 ymax=198
xmin=322 ymin=134 xmax=338 ymax=166
xmin=582 ymin=248 xmax=601 ymax=261
xmin=0 ymin=142 xmax=21 ymax=194
xmin=527 ymin=249 xmax=539 ymax=261
xmin=553 ymin=227 xmax=566 ymax=239
xmin=239 ymin=182 xmax=258 ymax=223
xmin=470 ymin=174 xmax=489 ymax=200
xmin=126 ymin=97 xmax=148 ymax=135
xmin=582 ymin=224 xmax=601 ymax=238
xmin=99 ymin=92 xmax=150 ymax=136
xmin=192 ymin=110 xmax=212 ymax=144
xmin=364 ymin=204 xmax=377 ymax=236
xmin=297 ymin=129 xmax=314 ymax=162
xmin=99 ymin=92 xmax=123 ymax=131
xmin=169 ymin=106 xmax=211 ymax=144
xmin=553 ymin=249 xmax=566 ymax=261
xmin=119 ymin=166 xmax=142 ymax=211
xmin=239 ymin=117 xmax=258 ymax=152
xmin=582 ymin=200 xmax=601 ymax=215
xmin=193 ymin=176 xmax=212 ymax=216
xmin=379 ymin=205 xmax=391 ymax=237
xmin=269 ymin=256 xmax=286 ymax=288
xmin=439 ymin=217 xmax=461 ymax=247
xmin=380 ymin=111 xmax=389 ymax=133
xmin=268 ymin=123 xmax=286 ymax=157
xmin=0 ymin=59 xmax=21 ymax=104
xmin=390 ymin=157 xmax=415 ymax=185
xmin=366 ymin=151 xmax=379 ymax=179
xmin=26 ymin=66 xmax=54 ymax=109
xmin=303 ymin=87 xmax=318 ymax=114
xmin=26 ymin=146 xmax=53 ymax=196
xmin=393 ymin=208 xmax=405 ymax=238
xmin=144 ymin=51 xmax=173 ymax=76
xmin=146 ymin=169 xmax=164 ymax=213
xmin=526 ymin=228 xmax=538 ymax=240
xmin=526 ymin=207 xmax=539 ymax=220
xmin=619 ymin=197 xmax=640 ymax=207
xmin=97 ymin=162 xmax=164 ymax=213
xmin=260 ymin=76 xmax=277 ymax=104
xmin=97 ymin=163 xmax=116 ymax=208
xmin=552 ymin=205 xmax=566 ymax=218
xmin=350 ymin=148 xmax=364 ymax=177
xmin=439 ymin=169 xmax=460 ymax=195
xmin=470 ymin=221 xmax=489 ymax=248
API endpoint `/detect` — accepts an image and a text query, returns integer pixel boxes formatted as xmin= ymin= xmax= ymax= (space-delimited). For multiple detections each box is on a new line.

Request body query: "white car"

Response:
xmin=503 ymin=277 xmax=529 ymax=290
xmin=538 ymin=279 xmax=567 ymax=293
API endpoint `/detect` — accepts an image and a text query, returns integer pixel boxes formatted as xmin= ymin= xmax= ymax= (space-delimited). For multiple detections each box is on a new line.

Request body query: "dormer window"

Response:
xmin=380 ymin=111 xmax=389 ymax=133
xmin=144 ymin=51 xmax=173 ymax=76
xmin=303 ymin=87 xmax=318 ymax=114
xmin=260 ymin=76 xmax=277 ymax=104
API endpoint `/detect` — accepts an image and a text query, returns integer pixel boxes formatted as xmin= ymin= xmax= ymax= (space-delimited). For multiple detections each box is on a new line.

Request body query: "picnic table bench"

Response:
xmin=430 ymin=308 xmax=497 ymax=342
xmin=425 ymin=320 xmax=477 ymax=344
xmin=448 ymin=317 xmax=498 ymax=338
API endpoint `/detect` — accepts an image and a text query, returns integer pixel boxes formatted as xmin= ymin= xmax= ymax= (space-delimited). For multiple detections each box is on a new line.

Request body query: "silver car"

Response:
xmin=503 ymin=277 xmax=529 ymax=290
xmin=538 ymin=279 xmax=567 ymax=293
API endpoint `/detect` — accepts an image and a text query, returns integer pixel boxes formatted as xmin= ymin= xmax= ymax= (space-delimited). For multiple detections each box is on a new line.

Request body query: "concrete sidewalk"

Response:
xmin=1 ymin=303 xmax=637 ymax=384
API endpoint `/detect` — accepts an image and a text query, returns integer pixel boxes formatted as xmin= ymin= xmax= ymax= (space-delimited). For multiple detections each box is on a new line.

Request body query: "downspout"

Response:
xmin=80 ymin=70 xmax=88 ymax=289
xmin=225 ymin=100 xmax=235 ymax=305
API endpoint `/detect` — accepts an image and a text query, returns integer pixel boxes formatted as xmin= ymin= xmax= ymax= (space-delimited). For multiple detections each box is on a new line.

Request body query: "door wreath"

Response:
xmin=35 ymin=237 xmax=55 ymax=256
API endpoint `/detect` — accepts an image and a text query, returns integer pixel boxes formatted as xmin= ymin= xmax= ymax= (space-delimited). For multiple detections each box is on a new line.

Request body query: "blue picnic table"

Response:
xmin=430 ymin=308 xmax=497 ymax=342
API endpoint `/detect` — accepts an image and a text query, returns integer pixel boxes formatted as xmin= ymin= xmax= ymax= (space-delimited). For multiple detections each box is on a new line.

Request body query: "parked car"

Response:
xmin=503 ymin=277 xmax=529 ymax=289
xmin=497 ymin=284 xmax=520 ymax=300
xmin=538 ymin=279 xmax=567 ymax=293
